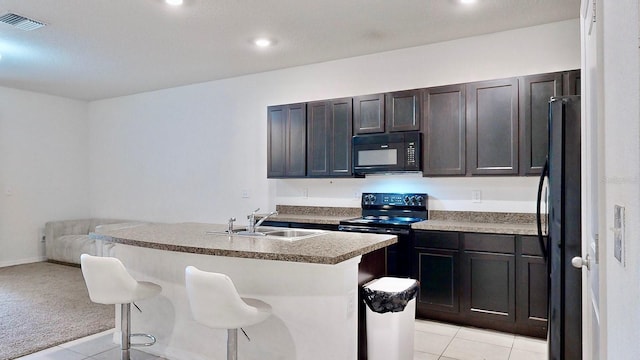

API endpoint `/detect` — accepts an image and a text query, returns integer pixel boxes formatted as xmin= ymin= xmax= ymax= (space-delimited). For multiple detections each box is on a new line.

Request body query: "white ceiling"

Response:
xmin=0 ymin=0 xmax=580 ymax=101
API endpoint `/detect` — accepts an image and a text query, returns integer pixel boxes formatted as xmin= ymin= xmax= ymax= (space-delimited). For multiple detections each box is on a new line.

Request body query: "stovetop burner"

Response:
xmin=339 ymin=192 xmax=428 ymax=229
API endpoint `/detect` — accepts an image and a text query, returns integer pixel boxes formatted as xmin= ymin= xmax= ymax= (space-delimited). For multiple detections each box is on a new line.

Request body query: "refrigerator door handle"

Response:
xmin=536 ymin=159 xmax=549 ymax=261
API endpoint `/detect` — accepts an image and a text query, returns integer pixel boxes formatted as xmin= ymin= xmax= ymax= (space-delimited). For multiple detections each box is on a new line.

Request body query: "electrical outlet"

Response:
xmin=5 ymin=186 xmax=14 ymax=196
xmin=303 ymin=188 xmax=309 ymax=198
xmin=471 ymin=190 xmax=482 ymax=203
xmin=241 ymin=190 xmax=249 ymax=198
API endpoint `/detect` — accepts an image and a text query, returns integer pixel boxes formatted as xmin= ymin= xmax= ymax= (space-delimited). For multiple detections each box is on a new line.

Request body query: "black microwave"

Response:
xmin=352 ymin=131 xmax=421 ymax=175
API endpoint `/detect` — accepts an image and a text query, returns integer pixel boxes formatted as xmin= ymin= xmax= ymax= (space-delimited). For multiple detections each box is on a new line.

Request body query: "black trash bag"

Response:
xmin=362 ymin=278 xmax=419 ymax=314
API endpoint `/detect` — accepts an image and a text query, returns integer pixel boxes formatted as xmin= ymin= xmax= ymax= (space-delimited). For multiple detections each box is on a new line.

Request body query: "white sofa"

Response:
xmin=44 ymin=219 xmax=138 ymax=265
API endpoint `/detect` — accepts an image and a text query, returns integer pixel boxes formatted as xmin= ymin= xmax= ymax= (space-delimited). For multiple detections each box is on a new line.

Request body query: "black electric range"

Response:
xmin=339 ymin=192 xmax=427 ymax=277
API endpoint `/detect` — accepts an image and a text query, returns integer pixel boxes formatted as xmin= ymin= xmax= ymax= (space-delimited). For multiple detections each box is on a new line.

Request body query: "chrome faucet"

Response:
xmin=227 ymin=217 xmax=236 ymax=234
xmin=247 ymin=208 xmax=278 ymax=233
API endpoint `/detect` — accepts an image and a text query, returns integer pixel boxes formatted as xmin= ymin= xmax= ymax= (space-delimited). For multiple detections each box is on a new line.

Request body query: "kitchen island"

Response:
xmin=91 ymin=222 xmax=395 ymax=360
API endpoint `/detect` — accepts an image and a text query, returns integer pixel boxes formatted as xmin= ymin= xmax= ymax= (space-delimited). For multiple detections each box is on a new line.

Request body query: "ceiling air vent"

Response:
xmin=0 ymin=12 xmax=46 ymax=31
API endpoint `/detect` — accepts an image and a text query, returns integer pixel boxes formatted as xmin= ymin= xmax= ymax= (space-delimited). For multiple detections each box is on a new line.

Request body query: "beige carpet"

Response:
xmin=0 ymin=262 xmax=115 ymax=360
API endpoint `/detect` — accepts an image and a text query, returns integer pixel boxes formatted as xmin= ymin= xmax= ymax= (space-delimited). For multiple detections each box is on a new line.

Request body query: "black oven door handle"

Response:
xmin=338 ymin=225 xmax=410 ymax=235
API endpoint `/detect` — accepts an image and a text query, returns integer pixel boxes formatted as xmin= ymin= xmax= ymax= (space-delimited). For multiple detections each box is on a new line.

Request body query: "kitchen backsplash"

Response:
xmin=275 ymin=205 xmax=360 ymax=217
xmin=274 ymin=175 xmax=542 ymax=213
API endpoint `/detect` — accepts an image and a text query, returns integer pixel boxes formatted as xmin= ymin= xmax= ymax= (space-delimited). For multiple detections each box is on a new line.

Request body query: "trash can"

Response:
xmin=362 ymin=277 xmax=419 ymax=360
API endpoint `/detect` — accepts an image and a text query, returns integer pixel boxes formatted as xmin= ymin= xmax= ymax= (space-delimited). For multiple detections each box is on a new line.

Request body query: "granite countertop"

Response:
xmin=259 ymin=205 xmax=360 ymax=225
xmin=266 ymin=205 xmax=542 ymax=236
xmin=260 ymin=213 xmax=353 ymax=225
xmin=412 ymin=220 xmax=540 ymax=235
xmin=413 ymin=210 xmax=543 ymax=235
xmin=91 ymin=222 xmax=396 ymax=265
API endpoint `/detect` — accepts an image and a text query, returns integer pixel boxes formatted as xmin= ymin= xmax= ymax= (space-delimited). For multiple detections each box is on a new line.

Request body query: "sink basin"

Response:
xmin=206 ymin=226 xmax=282 ymax=236
xmin=264 ymin=229 xmax=325 ymax=240
xmin=206 ymin=227 xmax=324 ymax=240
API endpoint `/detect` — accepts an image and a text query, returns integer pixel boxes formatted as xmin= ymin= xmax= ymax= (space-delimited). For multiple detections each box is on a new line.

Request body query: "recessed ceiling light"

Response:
xmin=460 ymin=0 xmax=477 ymax=4
xmin=254 ymin=38 xmax=273 ymax=48
xmin=165 ymin=0 xmax=183 ymax=6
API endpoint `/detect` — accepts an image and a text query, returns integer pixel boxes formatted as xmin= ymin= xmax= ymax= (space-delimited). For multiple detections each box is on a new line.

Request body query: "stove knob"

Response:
xmin=416 ymin=196 xmax=424 ymax=205
xmin=370 ymin=194 xmax=376 ymax=204
xmin=410 ymin=196 xmax=416 ymax=205
xmin=404 ymin=195 xmax=410 ymax=204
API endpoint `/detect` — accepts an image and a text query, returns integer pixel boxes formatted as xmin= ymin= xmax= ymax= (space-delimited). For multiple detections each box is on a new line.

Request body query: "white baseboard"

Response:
xmin=0 ymin=256 xmax=47 ymax=268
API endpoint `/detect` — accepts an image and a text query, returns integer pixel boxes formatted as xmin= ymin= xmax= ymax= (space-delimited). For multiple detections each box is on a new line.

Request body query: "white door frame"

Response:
xmin=580 ymin=0 xmax=606 ymax=359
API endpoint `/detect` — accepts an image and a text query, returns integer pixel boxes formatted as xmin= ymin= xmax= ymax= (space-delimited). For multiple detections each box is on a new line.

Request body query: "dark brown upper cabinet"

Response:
xmin=519 ymin=72 xmax=562 ymax=175
xmin=563 ymin=69 xmax=581 ymax=96
xmin=466 ymin=78 xmax=519 ymax=175
xmin=353 ymin=94 xmax=385 ymax=134
xmin=422 ymin=85 xmax=466 ymax=176
xmin=386 ymin=90 xmax=421 ymax=132
xmin=306 ymin=98 xmax=353 ymax=177
xmin=267 ymin=103 xmax=306 ymax=178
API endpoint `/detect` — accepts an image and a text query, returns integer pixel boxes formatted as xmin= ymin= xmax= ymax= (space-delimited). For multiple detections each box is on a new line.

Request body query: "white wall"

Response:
xmin=88 ymin=19 xmax=580 ymax=224
xmin=276 ymin=175 xmax=539 ymax=212
xmin=0 ymin=86 xmax=90 ymax=266
xmin=601 ymin=1 xmax=640 ymax=357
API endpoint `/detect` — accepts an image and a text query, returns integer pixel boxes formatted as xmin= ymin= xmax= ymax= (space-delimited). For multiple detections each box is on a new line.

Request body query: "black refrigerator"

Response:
xmin=536 ymin=95 xmax=582 ymax=360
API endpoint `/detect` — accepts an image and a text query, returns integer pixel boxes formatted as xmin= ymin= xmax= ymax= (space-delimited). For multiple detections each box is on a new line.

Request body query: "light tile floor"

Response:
xmin=16 ymin=319 xmax=547 ymax=360
xmin=413 ymin=319 xmax=547 ymax=360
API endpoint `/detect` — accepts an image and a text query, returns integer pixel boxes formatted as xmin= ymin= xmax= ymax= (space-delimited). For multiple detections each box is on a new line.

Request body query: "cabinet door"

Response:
xmin=414 ymin=231 xmax=460 ymax=313
xmin=386 ymin=90 xmax=420 ymax=132
xmin=422 ymin=85 xmax=466 ymax=176
xmin=519 ymin=73 xmax=562 ymax=175
xmin=354 ymin=94 xmax=385 ymax=134
xmin=307 ymin=101 xmax=331 ymax=177
xmin=466 ymin=78 xmax=519 ymax=175
xmin=267 ymin=105 xmax=287 ymax=177
xmin=516 ymin=236 xmax=548 ymax=334
xmin=462 ymin=233 xmax=516 ymax=323
xmin=563 ymin=69 xmax=581 ymax=96
xmin=286 ymin=103 xmax=307 ymax=177
xmin=306 ymin=98 xmax=353 ymax=177
xmin=267 ymin=103 xmax=306 ymax=178
xmin=329 ymin=98 xmax=353 ymax=176
xmin=415 ymin=249 xmax=460 ymax=313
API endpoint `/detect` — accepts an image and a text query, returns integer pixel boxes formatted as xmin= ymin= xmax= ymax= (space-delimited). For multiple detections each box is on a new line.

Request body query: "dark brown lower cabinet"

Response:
xmin=358 ymin=248 xmax=386 ymax=360
xmin=414 ymin=230 xmax=548 ymax=338
xmin=462 ymin=251 xmax=516 ymax=325
xmin=414 ymin=231 xmax=460 ymax=314
xmin=461 ymin=233 xmax=516 ymax=325
xmin=516 ymin=235 xmax=548 ymax=336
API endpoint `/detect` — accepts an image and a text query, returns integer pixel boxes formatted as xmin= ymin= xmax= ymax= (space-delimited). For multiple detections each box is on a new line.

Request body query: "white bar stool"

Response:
xmin=185 ymin=266 xmax=272 ymax=360
xmin=80 ymin=254 xmax=162 ymax=360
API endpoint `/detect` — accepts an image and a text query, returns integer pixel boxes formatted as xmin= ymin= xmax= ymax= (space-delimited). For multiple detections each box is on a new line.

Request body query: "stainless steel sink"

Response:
xmin=234 ymin=226 xmax=284 ymax=236
xmin=206 ymin=227 xmax=325 ymax=241
xmin=264 ymin=229 xmax=325 ymax=240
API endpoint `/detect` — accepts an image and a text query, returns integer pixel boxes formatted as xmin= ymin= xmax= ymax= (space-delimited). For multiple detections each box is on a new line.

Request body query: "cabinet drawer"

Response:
xmin=415 ymin=231 xmax=459 ymax=250
xmin=463 ymin=233 xmax=515 ymax=254
xmin=521 ymin=235 xmax=547 ymax=257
